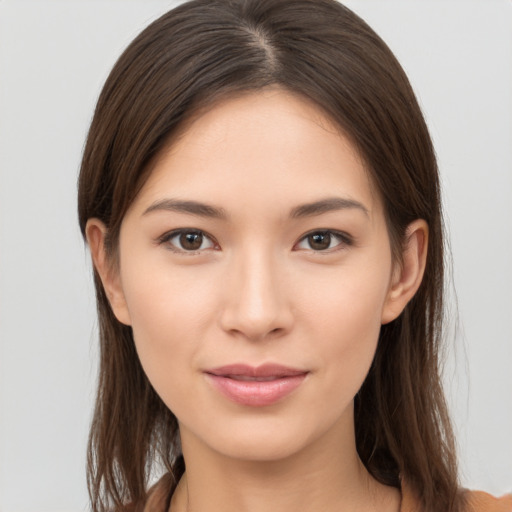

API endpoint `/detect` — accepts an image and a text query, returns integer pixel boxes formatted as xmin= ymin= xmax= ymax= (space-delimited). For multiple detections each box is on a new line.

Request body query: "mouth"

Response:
xmin=204 ymin=364 xmax=309 ymax=407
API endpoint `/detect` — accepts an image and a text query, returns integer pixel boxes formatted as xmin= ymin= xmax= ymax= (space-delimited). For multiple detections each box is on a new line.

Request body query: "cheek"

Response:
xmin=299 ymin=259 xmax=390 ymax=391
xmin=301 ymin=256 xmax=390 ymax=335
xmin=119 ymin=256 xmax=220 ymax=399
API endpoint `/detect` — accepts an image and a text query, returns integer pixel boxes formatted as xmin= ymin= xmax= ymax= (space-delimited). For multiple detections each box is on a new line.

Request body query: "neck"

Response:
xmin=170 ymin=410 xmax=400 ymax=512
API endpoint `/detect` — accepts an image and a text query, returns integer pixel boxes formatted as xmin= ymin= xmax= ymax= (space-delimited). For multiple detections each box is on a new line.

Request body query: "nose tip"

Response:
xmin=218 ymin=257 xmax=293 ymax=342
xmin=225 ymin=317 xmax=287 ymax=343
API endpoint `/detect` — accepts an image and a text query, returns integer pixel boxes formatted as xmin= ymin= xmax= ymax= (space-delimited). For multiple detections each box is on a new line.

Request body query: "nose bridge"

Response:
xmin=220 ymin=243 xmax=292 ymax=341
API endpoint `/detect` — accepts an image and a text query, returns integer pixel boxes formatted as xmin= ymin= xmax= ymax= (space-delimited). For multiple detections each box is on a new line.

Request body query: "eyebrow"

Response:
xmin=290 ymin=197 xmax=369 ymax=218
xmin=142 ymin=196 xmax=369 ymax=219
xmin=143 ymin=199 xmax=227 ymax=219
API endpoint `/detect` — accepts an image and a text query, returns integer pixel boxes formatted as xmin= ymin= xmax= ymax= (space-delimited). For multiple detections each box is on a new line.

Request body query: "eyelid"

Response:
xmin=155 ymin=228 xmax=353 ymax=254
xmin=156 ymin=228 xmax=219 ymax=254
xmin=294 ymin=229 xmax=354 ymax=252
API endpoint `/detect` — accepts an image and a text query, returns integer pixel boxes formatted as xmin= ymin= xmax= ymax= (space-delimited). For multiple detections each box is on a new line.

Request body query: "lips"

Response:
xmin=204 ymin=364 xmax=308 ymax=406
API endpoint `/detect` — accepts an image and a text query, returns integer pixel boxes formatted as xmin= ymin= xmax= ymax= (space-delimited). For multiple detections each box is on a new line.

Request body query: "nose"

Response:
xmin=218 ymin=250 xmax=294 ymax=342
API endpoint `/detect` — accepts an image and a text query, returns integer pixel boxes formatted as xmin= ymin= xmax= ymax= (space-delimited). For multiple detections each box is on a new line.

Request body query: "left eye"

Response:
xmin=161 ymin=230 xmax=216 ymax=252
xmin=295 ymin=230 xmax=351 ymax=251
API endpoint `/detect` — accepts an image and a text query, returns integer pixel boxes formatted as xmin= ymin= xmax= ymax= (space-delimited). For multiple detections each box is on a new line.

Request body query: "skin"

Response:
xmin=87 ymin=88 xmax=428 ymax=512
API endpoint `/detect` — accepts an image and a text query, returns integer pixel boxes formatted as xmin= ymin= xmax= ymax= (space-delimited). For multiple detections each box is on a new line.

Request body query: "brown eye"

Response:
xmin=308 ymin=232 xmax=331 ymax=250
xmin=180 ymin=231 xmax=204 ymax=250
xmin=295 ymin=230 xmax=352 ymax=252
xmin=161 ymin=229 xmax=216 ymax=253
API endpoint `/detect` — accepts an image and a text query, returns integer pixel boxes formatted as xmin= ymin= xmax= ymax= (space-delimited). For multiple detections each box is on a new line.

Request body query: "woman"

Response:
xmin=77 ymin=1 xmax=511 ymax=511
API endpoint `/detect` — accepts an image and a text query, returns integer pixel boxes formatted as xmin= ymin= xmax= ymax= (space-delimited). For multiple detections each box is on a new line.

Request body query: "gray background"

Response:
xmin=0 ymin=1 xmax=511 ymax=510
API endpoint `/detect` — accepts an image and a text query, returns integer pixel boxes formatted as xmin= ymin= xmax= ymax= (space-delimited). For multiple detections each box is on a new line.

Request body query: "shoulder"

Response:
xmin=142 ymin=472 xmax=176 ymax=512
xmin=463 ymin=489 xmax=512 ymax=512
xmin=113 ymin=473 xmax=175 ymax=512
xmin=400 ymin=482 xmax=512 ymax=512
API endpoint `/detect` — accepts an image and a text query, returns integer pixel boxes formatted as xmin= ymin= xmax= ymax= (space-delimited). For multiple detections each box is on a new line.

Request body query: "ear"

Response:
xmin=85 ymin=219 xmax=132 ymax=326
xmin=381 ymin=219 xmax=428 ymax=325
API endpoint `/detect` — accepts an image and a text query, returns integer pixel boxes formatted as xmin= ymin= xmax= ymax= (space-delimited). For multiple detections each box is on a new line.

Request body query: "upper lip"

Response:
xmin=205 ymin=363 xmax=308 ymax=378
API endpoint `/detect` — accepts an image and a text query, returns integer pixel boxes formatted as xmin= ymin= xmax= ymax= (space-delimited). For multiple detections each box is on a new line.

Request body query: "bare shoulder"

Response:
xmin=464 ymin=489 xmax=512 ymax=512
xmin=400 ymin=482 xmax=512 ymax=512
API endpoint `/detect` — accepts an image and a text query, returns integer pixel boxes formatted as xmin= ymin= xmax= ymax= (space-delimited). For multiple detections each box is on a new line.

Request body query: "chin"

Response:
xmin=180 ymin=410 xmax=345 ymax=465
xmin=212 ymin=434 xmax=310 ymax=463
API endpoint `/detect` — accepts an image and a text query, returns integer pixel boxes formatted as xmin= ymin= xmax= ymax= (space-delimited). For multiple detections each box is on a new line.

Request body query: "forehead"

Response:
xmin=130 ymin=88 xmax=380 ymax=219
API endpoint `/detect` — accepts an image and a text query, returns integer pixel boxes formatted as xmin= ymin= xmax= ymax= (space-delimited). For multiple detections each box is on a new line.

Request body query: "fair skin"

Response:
xmin=87 ymin=88 xmax=428 ymax=512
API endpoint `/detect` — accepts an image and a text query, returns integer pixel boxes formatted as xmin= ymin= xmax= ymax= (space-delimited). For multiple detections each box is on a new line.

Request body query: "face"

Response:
xmin=98 ymin=89 xmax=411 ymax=462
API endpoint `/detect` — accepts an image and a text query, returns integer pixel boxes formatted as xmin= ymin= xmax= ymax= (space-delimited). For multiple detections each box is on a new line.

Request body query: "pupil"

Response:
xmin=309 ymin=232 xmax=330 ymax=250
xmin=180 ymin=232 xmax=202 ymax=250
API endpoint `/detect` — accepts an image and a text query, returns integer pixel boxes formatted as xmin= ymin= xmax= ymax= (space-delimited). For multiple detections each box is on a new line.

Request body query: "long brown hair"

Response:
xmin=78 ymin=1 xmax=462 ymax=511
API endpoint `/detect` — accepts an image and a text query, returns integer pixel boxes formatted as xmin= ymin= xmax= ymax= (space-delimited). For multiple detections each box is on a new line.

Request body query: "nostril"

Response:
xmin=263 ymin=327 xmax=286 ymax=340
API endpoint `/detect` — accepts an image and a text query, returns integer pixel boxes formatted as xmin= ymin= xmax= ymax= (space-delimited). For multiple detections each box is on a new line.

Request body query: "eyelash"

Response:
xmin=157 ymin=228 xmax=353 ymax=254
xmin=294 ymin=229 xmax=353 ymax=253
xmin=157 ymin=229 xmax=219 ymax=254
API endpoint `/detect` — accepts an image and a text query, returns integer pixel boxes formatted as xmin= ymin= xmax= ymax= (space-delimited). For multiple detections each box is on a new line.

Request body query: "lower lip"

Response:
xmin=205 ymin=373 xmax=307 ymax=407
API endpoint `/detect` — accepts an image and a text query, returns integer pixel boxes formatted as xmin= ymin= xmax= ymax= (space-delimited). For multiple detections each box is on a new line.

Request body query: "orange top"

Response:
xmin=141 ymin=473 xmax=512 ymax=512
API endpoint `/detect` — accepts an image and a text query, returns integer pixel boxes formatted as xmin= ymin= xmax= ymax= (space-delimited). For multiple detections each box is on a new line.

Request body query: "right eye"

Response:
xmin=158 ymin=229 xmax=217 ymax=253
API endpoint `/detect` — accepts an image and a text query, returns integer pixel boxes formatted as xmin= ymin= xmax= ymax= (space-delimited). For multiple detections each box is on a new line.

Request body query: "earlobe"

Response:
xmin=381 ymin=219 xmax=428 ymax=325
xmin=85 ymin=219 xmax=132 ymax=326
